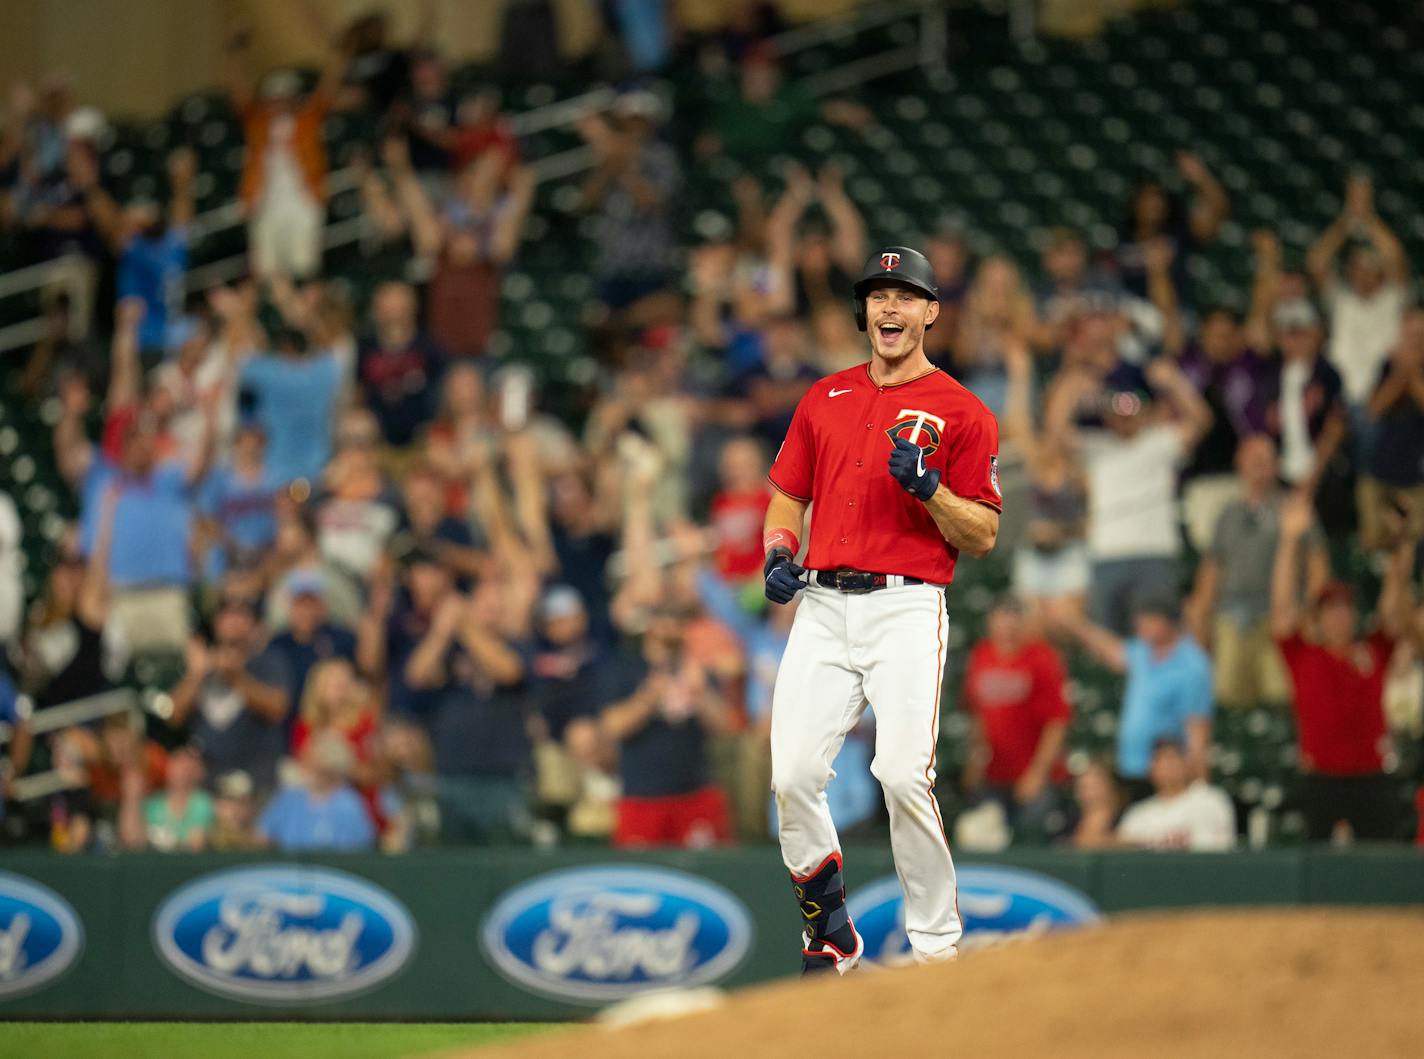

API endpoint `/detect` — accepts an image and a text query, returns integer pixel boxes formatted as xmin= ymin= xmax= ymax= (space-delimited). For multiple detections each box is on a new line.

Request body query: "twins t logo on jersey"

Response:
xmin=880 ymin=252 xmax=901 ymax=270
xmin=885 ymin=408 xmax=945 ymax=456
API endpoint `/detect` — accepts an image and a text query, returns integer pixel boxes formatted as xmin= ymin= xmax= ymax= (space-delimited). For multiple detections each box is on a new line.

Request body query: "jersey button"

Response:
xmin=840 ymin=537 xmax=848 ymax=544
xmin=855 ymin=459 xmax=863 ymax=467
xmin=848 ymin=500 xmax=856 ymax=507
xmin=865 ymin=422 xmax=873 ymax=429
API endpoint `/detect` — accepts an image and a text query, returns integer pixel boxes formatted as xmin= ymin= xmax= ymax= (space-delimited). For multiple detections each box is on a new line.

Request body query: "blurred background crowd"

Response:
xmin=0 ymin=0 xmax=1421 ymax=857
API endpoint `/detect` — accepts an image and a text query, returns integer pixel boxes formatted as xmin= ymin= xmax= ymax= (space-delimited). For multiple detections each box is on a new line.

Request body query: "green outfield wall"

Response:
xmin=0 ymin=847 xmax=1420 ymax=1019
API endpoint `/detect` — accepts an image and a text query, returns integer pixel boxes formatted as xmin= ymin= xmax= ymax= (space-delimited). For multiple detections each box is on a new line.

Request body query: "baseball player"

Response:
xmin=762 ymin=246 xmax=1002 ymax=974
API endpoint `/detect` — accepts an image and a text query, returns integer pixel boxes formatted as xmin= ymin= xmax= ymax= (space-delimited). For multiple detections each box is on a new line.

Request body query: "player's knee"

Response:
xmin=771 ymin=758 xmax=831 ymax=802
xmin=874 ymin=765 xmax=930 ymax=810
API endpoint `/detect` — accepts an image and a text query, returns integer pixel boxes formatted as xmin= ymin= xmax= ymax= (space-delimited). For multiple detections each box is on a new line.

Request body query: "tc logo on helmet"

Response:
xmin=880 ymin=252 xmax=901 ymax=270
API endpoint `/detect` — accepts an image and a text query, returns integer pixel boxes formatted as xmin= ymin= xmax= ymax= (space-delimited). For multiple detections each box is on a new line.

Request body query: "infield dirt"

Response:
xmin=451 ymin=909 xmax=1424 ymax=1059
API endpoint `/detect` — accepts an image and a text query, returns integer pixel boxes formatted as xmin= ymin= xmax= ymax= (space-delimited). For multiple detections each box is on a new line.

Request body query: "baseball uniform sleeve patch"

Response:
xmin=990 ymin=454 xmax=1001 ymax=498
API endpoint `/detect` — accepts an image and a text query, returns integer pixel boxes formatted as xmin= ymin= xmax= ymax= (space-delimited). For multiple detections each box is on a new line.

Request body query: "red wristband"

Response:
xmin=763 ymin=529 xmax=800 ymax=557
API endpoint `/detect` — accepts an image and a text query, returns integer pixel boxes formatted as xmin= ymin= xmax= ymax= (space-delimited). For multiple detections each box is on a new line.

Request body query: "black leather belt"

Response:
xmin=815 ymin=569 xmax=924 ymax=593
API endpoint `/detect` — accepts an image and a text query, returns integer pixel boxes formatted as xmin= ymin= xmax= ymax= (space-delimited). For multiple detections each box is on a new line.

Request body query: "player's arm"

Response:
xmin=763 ymin=489 xmax=810 ymax=604
xmin=922 ymin=487 xmax=998 ymax=559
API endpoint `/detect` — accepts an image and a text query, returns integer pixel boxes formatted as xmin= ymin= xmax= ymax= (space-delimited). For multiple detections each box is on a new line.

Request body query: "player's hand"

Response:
xmin=888 ymin=437 xmax=941 ymax=502
xmin=764 ymin=549 xmax=806 ymax=605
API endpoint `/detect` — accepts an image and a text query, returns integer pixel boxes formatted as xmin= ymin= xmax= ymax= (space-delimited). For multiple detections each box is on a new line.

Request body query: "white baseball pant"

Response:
xmin=770 ymin=578 xmax=962 ymax=959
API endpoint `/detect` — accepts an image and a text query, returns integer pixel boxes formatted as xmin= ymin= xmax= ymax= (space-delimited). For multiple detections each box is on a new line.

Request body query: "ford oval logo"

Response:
xmin=848 ymin=865 xmax=1101 ymax=964
xmin=481 ymin=865 xmax=753 ymax=1003
xmin=153 ymin=865 xmax=417 ymax=1003
xmin=0 ymin=870 xmax=84 ymax=999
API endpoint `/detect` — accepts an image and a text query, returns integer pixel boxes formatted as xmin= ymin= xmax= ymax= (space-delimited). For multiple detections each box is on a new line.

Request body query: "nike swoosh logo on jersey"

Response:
xmin=828 ymin=388 xmax=852 ymax=397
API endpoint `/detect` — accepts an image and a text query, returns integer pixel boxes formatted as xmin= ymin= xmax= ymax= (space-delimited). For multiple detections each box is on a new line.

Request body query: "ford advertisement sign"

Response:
xmin=481 ymin=865 xmax=753 ymax=1003
xmin=0 ymin=871 xmax=84 ymax=999
xmin=848 ymin=865 xmax=1101 ymax=964
xmin=153 ymin=865 xmax=417 ymax=1003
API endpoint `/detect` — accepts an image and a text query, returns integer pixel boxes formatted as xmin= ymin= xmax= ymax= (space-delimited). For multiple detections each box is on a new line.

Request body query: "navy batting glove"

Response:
xmin=764 ymin=548 xmax=806 ymax=605
xmin=888 ymin=437 xmax=941 ymax=501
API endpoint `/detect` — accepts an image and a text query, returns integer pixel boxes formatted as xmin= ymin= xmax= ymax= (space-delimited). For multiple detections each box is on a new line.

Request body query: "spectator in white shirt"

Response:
xmin=1117 ymin=739 xmax=1236 ymax=851
xmin=1306 ymin=175 xmax=1410 ymax=412
xmin=1044 ymin=357 xmax=1213 ymax=635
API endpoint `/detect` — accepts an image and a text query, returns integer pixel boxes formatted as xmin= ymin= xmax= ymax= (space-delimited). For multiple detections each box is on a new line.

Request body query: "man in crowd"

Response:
xmin=168 ymin=597 xmax=291 ymax=795
xmin=1270 ymin=493 xmax=1415 ymax=841
xmin=1116 ymin=738 xmax=1236 ymax=851
xmin=1356 ymin=310 xmax=1424 ymax=550
xmin=1186 ymin=435 xmax=1329 ymax=709
xmin=960 ymin=596 xmax=1073 ymax=837
xmin=357 ymin=281 xmax=447 ymax=447
xmin=1046 ymin=357 xmax=1212 ymax=635
xmin=257 ymin=730 xmax=375 ymax=851
xmin=1063 ymin=591 xmax=1214 ymax=802
xmin=262 ymin=569 xmax=357 ymax=730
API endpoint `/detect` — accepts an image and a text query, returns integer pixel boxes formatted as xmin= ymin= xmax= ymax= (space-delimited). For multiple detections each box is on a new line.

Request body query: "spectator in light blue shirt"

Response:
xmin=1065 ymin=589 xmax=1214 ymax=801
xmin=238 ymin=327 xmax=343 ymax=486
xmin=197 ymin=421 xmax=281 ymax=579
xmin=0 ymin=672 xmax=33 ymax=818
xmin=257 ymin=730 xmax=374 ymax=852
xmin=114 ymin=148 xmax=197 ymax=356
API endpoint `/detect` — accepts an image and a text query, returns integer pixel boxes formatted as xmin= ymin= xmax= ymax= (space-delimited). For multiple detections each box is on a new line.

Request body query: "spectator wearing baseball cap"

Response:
xmin=168 ymin=596 xmax=292 ymax=796
xmin=1262 ymin=299 xmax=1348 ymax=503
xmin=960 ymin=596 xmax=1073 ymax=839
xmin=1063 ymin=587 xmax=1214 ymax=802
xmin=262 ymin=569 xmax=357 ymax=733
xmin=1270 ymin=492 xmax=1414 ymax=841
xmin=196 ymin=420 xmax=282 ymax=581
xmin=1044 ymin=356 xmax=1213 ymax=636
xmin=257 ymin=730 xmax=375 ymax=852
xmin=210 ymin=769 xmax=261 ymax=851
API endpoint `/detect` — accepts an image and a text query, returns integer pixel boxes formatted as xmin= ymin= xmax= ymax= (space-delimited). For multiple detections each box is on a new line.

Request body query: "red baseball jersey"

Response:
xmin=768 ymin=364 xmax=1001 ymax=584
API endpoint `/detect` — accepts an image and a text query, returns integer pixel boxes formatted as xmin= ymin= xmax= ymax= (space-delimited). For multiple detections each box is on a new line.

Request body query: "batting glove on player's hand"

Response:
xmin=888 ymin=437 xmax=941 ymax=502
xmin=764 ymin=549 xmax=807 ymax=605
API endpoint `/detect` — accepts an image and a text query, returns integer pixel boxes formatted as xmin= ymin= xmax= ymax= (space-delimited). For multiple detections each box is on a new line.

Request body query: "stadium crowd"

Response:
xmin=0 ymin=4 xmax=1422 ymax=857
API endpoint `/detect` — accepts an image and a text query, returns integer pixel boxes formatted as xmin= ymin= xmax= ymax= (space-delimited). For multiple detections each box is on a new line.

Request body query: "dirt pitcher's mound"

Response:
xmin=459 ymin=909 xmax=1424 ymax=1059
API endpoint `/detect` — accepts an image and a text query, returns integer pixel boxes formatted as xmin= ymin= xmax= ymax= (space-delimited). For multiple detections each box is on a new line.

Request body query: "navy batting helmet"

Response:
xmin=852 ymin=246 xmax=939 ymax=332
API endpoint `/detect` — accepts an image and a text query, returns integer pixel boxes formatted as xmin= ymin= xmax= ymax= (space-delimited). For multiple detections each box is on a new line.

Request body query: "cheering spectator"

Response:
xmin=1356 ymin=310 xmax=1424 ymax=551
xmin=405 ymin=581 xmax=533 ymax=843
xmin=55 ymin=364 xmax=217 ymax=653
xmin=237 ymin=321 xmax=344 ymax=487
xmin=707 ymin=437 xmax=772 ymax=586
xmin=1186 ymin=435 xmax=1329 ymax=708
xmin=168 ymin=597 xmax=291 ymax=795
xmin=1174 ymin=306 xmax=1273 ymax=552
xmin=358 ymin=548 xmax=451 ymax=722
xmin=1062 ymin=590 xmax=1214 ymax=802
xmin=1114 ymin=150 xmax=1228 ymax=306
xmin=577 ymin=91 xmax=682 ymax=319
xmin=257 ymin=730 xmax=375 ymax=852
xmin=1270 ymin=493 xmax=1414 ymax=841
xmin=961 ymin=597 xmax=1072 ymax=836
xmin=1116 ymin=739 xmax=1236 ymax=851
xmin=698 ymin=44 xmax=870 ymax=167
xmin=764 ymin=165 xmax=865 ymax=319
xmin=357 ymin=281 xmax=447 ymax=447
xmin=1003 ymin=338 xmax=1089 ymax=628
xmin=196 ymin=421 xmax=281 ymax=580
xmin=597 ymin=607 xmax=734 ymax=848
xmin=373 ymin=135 xmax=535 ymax=359
xmin=1306 ymin=175 xmax=1410 ymax=412
xmin=923 ymin=229 xmax=972 ymax=363
xmin=0 ymin=492 xmax=20 ymax=652
xmin=119 ymin=741 xmax=213 ymax=852
xmin=953 ymin=256 xmax=1036 ymax=416
xmin=262 ymin=570 xmax=357 ymax=723
xmin=1263 ymin=299 xmax=1348 ymax=500
xmin=1045 ymin=357 xmax=1212 ymax=636
xmin=224 ymin=29 xmax=344 ymax=279
xmin=389 ymin=462 xmax=485 ymax=582
xmin=1031 ymin=227 xmax=1121 ymax=352
xmin=314 ymin=408 xmax=402 ymax=593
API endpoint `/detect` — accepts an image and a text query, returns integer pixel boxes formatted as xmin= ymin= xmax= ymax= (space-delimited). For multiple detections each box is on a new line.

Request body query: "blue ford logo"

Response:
xmin=0 ymin=871 xmax=84 ymax=999
xmin=153 ymin=865 xmax=417 ymax=1003
xmin=481 ymin=865 xmax=753 ymax=1003
xmin=848 ymin=865 xmax=1101 ymax=964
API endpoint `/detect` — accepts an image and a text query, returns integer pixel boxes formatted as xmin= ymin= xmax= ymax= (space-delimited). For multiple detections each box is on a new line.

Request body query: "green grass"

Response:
xmin=0 ymin=1021 xmax=554 ymax=1059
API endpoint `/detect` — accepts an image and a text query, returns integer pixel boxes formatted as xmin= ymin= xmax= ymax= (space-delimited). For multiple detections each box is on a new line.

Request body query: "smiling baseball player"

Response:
xmin=762 ymin=246 xmax=1002 ymax=974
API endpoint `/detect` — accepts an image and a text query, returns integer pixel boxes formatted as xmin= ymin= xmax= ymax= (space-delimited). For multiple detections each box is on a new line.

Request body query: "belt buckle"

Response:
xmin=835 ymin=568 xmax=866 ymax=592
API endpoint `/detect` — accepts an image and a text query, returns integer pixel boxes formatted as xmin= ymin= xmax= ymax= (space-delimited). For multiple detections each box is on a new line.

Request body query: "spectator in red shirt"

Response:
xmin=960 ymin=596 xmax=1072 ymax=837
xmin=1270 ymin=491 xmax=1416 ymax=841
xmin=709 ymin=436 xmax=771 ymax=583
